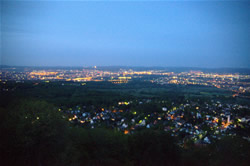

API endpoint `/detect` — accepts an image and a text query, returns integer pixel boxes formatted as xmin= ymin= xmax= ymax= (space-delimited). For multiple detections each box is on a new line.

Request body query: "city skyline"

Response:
xmin=1 ymin=0 xmax=250 ymax=68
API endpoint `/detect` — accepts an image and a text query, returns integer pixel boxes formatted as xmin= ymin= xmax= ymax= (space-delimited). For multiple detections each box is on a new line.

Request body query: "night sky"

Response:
xmin=1 ymin=0 xmax=250 ymax=68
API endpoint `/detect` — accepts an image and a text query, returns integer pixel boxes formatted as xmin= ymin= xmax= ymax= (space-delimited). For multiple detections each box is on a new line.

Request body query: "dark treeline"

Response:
xmin=0 ymin=99 xmax=249 ymax=166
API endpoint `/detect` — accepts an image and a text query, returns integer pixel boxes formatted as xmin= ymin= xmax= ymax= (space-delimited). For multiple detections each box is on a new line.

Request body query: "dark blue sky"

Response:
xmin=1 ymin=0 xmax=250 ymax=68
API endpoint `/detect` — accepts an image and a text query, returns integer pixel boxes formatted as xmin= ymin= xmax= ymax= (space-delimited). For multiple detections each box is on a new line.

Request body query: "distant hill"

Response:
xmin=1 ymin=65 xmax=250 ymax=74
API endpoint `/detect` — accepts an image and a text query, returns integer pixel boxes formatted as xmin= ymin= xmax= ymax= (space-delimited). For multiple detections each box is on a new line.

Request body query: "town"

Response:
xmin=64 ymin=98 xmax=249 ymax=146
xmin=1 ymin=66 xmax=250 ymax=98
xmin=1 ymin=66 xmax=249 ymax=147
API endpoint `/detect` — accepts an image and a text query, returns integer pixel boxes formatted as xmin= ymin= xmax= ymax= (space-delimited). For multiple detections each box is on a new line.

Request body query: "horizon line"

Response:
xmin=1 ymin=65 xmax=250 ymax=69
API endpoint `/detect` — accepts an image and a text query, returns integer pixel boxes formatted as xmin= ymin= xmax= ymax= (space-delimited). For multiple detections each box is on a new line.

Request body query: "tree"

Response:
xmin=128 ymin=129 xmax=180 ymax=166
xmin=210 ymin=136 xmax=250 ymax=166
xmin=0 ymin=100 xmax=68 ymax=166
